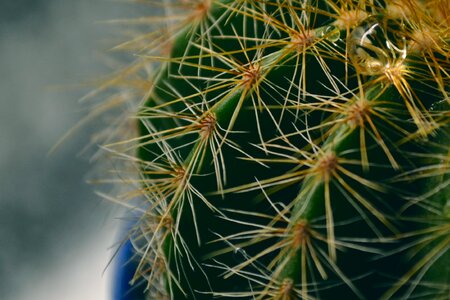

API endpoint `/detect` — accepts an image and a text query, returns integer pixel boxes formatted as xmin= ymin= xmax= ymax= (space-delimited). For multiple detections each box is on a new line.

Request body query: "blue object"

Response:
xmin=112 ymin=235 xmax=147 ymax=300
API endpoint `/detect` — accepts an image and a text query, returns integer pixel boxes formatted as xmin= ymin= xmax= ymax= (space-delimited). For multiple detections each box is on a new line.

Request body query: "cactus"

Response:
xmin=103 ymin=0 xmax=450 ymax=299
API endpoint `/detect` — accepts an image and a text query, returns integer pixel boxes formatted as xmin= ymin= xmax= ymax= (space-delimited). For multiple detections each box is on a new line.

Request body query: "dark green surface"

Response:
xmin=130 ymin=1 xmax=449 ymax=299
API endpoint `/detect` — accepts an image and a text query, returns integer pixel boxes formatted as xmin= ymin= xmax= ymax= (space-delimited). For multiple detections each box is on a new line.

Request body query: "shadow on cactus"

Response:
xmin=101 ymin=0 xmax=449 ymax=299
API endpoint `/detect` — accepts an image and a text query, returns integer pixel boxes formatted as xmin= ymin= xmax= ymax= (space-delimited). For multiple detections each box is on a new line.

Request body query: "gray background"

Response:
xmin=0 ymin=1 xmax=145 ymax=299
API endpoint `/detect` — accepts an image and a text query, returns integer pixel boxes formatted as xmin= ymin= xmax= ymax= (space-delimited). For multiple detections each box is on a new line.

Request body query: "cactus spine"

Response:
xmin=104 ymin=0 xmax=450 ymax=299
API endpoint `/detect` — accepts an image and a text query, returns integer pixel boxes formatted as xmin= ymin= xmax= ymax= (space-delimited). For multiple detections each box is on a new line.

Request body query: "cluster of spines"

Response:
xmin=98 ymin=1 xmax=450 ymax=299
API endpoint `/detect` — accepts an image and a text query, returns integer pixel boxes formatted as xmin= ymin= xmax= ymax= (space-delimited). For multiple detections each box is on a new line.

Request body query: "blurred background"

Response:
xmin=0 ymin=1 xmax=143 ymax=299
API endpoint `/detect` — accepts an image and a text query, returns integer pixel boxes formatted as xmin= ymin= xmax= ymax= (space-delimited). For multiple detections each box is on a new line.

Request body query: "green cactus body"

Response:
xmin=107 ymin=0 xmax=450 ymax=299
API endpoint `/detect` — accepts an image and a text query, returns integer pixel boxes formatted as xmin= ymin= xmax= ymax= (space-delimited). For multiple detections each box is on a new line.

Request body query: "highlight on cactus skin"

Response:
xmin=95 ymin=0 xmax=449 ymax=299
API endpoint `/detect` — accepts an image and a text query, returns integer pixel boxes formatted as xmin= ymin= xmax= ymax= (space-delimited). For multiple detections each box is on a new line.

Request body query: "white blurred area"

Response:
xmin=0 ymin=1 xmax=143 ymax=299
xmin=13 ymin=224 xmax=115 ymax=300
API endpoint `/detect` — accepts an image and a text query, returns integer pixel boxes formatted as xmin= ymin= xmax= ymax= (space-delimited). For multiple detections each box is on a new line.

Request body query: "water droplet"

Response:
xmin=347 ymin=18 xmax=407 ymax=76
xmin=316 ymin=25 xmax=340 ymax=42
xmin=232 ymin=247 xmax=248 ymax=263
